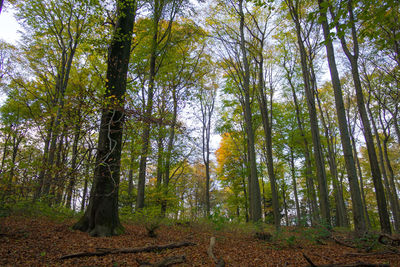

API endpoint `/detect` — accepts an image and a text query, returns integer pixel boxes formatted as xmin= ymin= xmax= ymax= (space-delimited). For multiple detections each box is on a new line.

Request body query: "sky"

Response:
xmin=0 ymin=6 xmax=222 ymax=152
xmin=0 ymin=8 xmax=21 ymax=43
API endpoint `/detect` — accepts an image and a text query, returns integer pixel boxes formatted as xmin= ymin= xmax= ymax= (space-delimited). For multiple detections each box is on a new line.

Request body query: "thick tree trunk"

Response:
xmin=73 ymin=0 xmax=135 ymax=236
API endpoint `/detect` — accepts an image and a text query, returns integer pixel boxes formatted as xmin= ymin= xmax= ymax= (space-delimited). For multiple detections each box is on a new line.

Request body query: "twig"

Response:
xmin=60 ymin=241 xmax=196 ymax=260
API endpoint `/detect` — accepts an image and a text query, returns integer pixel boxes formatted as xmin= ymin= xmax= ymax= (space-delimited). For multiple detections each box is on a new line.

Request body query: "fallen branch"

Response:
xmin=332 ymin=237 xmax=356 ymax=248
xmin=207 ymin=237 xmax=225 ymax=267
xmin=303 ymin=253 xmax=389 ymax=267
xmin=60 ymin=241 xmax=196 ymax=260
xmin=137 ymin=255 xmax=186 ymax=267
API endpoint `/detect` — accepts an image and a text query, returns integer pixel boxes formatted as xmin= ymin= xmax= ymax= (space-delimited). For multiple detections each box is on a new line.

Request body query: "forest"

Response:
xmin=0 ymin=0 xmax=400 ymax=266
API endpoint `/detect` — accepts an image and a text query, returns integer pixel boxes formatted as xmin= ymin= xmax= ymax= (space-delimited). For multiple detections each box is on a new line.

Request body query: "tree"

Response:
xmin=136 ymin=0 xmax=186 ymax=210
xmin=331 ymin=0 xmax=391 ymax=234
xmin=284 ymin=0 xmax=331 ymax=226
xmin=317 ymin=0 xmax=366 ymax=234
xmin=73 ymin=0 xmax=136 ymax=237
xmin=197 ymin=72 xmax=217 ymax=216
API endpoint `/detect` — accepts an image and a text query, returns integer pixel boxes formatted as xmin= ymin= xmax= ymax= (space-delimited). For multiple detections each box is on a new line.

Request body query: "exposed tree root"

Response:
xmin=60 ymin=241 xmax=196 ymax=260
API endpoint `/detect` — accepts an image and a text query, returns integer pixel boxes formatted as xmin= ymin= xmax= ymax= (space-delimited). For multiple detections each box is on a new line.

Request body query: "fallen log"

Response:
xmin=303 ymin=253 xmax=390 ymax=267
xmin=60 ymin=241 xmax=196 ymax=260
xmin=207 ymin=236 xmax=225 ymax=267
xmin=378 ymin=234 xmax=400 ymax=247
xmin=137 ymin=255 xmax=186 ymax=267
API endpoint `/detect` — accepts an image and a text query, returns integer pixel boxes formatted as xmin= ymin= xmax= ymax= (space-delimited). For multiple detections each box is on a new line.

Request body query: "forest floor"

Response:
xmin=1 ymin=215 xmax=400 ymax=266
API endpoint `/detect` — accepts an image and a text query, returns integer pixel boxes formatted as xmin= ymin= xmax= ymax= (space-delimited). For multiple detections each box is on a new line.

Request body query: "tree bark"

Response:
xmin=289 ymin=146 xmax=301 ymax=225
xmin=73 ymin=0 xmax=136 ymax=236
xmin=332 ymin=0 xmax=391 ymax=234
xmin=161 ymin=87 xmax=178 ymax=216
xmin=238 ymin=0 xmax=261 ymax=222
xmin=318 ymin=0 xmax=366 ymax=234
xmin=66 ymin=114 xmax=81 ymax=209
xmin=285 ymin=64 xmax=319 ymax=224
xmin=286 ymin=0 xmax=331 ymax=226
xmin=257 ymin=60 xmax=280 ymax=229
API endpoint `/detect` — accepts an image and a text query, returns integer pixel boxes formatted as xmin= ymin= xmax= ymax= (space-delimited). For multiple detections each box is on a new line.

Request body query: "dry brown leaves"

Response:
xmin=0 ymin=216 xmax=399 ymax=266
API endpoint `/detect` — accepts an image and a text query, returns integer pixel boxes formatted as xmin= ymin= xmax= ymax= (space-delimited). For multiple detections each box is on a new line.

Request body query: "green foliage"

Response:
xmin=303 ymin=223 xmax=332 ymax=244
xmin=208 ymin=207 xmax=230 ymax=231
xmin=121 ymin=206 xmax=164 ymax=237
xmin=1 ymin=200 xmax=78 ymax=222
xmin=353 ymin=232 xmax=380 ymax=250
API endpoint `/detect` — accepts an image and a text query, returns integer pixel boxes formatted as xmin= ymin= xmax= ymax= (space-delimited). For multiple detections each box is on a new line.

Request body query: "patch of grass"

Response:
xmin=3 ymin=200 xmax=78 ymax=222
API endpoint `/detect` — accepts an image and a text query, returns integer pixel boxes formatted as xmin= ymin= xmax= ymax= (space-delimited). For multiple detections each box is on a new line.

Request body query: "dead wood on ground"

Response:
xmin=207 ymin=236 xmax=225 ymax=267
xmin=60 ymin=241 xmax=196 ymax=260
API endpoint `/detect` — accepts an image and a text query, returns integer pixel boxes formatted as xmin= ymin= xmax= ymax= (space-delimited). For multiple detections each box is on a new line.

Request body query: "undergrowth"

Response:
xmin=0 ymin=199 xmax=78 ymax=222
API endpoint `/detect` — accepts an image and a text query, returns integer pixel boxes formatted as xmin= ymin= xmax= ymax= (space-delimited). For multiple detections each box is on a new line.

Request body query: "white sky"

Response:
xmin=0 ymin=8 xmax=21 ymax=43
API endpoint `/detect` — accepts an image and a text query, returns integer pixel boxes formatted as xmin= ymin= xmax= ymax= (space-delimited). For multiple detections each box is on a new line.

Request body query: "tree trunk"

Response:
xmin=367 ymin=102 xmax=400 ymax=232
xmin=318 ymin=0 xmax=366 ymax=234
xmin=73 ymin=0 xmax=136 ymax=236
xmin=66 ymin=116 xmax=82 ymax=209
xmin=34 ymin=117 xmax=54 ymax=201
xmin=257 ymin=59 xmax=280 ymax=229
xmin=286 ymin=0 xmax=331 ymax=226
xmin=348 ymin=113 xmax=372 ymax=229
xmin=290 ymin=146 xmax=301 ymax=225
xmin=315 ymin=89 xmax=348 ymax=228
xmin=332 ymin=0 xmax=391 ymax=234
xmin=286 ymin=70 xmax=319 ymax=224
xmin=80 ymin=150 xmax=91 ymax=212
xmin=161 ymin=87 xmax=178 ymax=216
xmin=127 ymin=137 xmax=136 ymax=208
xmin=238 ymin=0 xmax=261 ymax=222
xmin=137 ymin=0 xmax=161 ymax=210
